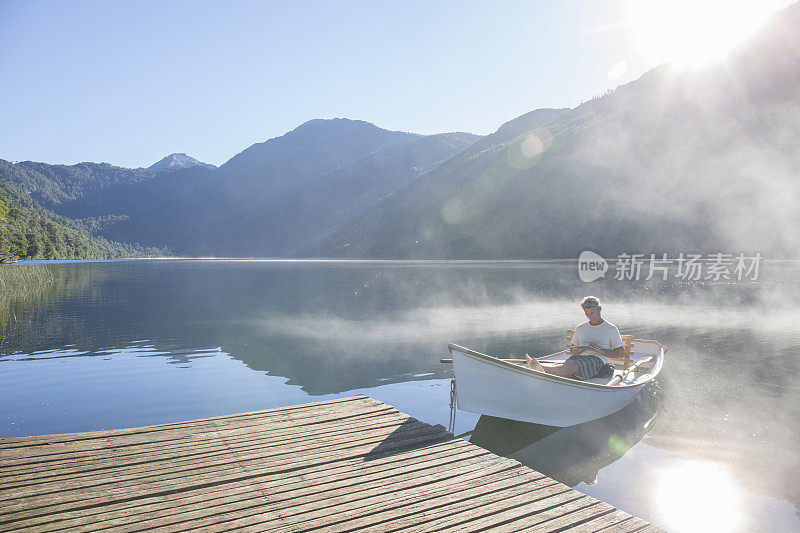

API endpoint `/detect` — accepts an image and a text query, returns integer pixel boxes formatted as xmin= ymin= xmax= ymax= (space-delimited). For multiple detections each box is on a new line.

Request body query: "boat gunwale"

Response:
xmin=448 ymin=342 xmax=666 ymax=391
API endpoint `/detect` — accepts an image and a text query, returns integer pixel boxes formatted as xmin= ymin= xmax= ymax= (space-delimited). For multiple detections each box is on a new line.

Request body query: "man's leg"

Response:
xmin=526 ymin=355 xmax=582 ymax=378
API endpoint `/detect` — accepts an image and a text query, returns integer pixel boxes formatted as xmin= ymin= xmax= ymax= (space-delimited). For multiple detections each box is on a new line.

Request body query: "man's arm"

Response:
xmin=589 ymin=345 xmax=625 ymax=358
xmin=567 ymin=329 xmax=584 ymax=355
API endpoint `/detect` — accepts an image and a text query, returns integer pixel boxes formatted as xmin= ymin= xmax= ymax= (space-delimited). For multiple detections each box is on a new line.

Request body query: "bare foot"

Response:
xmin=526 ymin=353 xmax=545 ymax=372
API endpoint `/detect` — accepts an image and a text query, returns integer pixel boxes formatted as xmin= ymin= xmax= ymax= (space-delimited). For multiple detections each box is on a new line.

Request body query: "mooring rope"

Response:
xmin=448 ymin=378 xmax=457 ymax=434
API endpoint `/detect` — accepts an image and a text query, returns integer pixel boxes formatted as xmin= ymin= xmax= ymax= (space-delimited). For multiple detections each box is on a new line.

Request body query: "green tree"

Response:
xmin=25 ymin=231 xmax=40 ymax=259
xmin=0 ymin=186 xmax=7 ymax=260
xmin=0 ymin=180 xmax=164 ymax=260
xmin=0 ymin=188 xmax=7 ymax=227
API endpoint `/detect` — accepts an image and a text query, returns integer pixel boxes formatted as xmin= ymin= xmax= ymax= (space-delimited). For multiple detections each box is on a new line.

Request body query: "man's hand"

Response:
xmin=567 ymin=344 xmax=584 ymax=356
xmin=588 ymin=343 xmax=626 ymax=358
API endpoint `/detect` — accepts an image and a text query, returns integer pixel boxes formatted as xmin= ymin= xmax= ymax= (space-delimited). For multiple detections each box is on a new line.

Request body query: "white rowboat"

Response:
xmin=447 ymin=338 xmax=668 ymax=427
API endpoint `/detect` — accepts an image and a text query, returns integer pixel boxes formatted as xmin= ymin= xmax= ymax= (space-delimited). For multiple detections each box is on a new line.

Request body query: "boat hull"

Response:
xmin=451 ymin=348 xmax=650 ymax=427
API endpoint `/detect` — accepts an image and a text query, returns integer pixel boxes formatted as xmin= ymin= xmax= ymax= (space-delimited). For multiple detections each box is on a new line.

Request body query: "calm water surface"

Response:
xmin=1 ymin=260 xmax=798 ymax=532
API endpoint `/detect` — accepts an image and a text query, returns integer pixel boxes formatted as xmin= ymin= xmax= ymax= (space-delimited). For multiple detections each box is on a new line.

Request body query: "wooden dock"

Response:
xmin=0 ymin=395 xmax=658 ymax=532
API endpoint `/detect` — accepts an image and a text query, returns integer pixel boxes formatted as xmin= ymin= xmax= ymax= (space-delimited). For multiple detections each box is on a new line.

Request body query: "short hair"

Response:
xmin=580 ymin=296 xmax=600 ymax=308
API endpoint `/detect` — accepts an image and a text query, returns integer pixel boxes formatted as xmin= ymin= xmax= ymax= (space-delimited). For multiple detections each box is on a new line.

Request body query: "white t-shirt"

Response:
xmin=571 ymin=320 xmax=624 ymax=364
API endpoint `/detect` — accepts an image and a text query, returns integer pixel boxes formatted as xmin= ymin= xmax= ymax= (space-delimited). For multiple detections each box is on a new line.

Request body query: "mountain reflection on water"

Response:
xmin=469 ymin=384 xmax=663 ymax=487
xmin=1 ymin=259 xmax=799 ymax=531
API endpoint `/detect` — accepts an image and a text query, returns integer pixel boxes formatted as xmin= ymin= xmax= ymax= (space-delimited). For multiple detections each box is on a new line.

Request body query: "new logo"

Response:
xmin=578 ymin=251 xmax=608 ymax=282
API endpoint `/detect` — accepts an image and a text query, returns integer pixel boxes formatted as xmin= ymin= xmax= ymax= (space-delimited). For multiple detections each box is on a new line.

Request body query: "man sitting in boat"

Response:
xmin=526 ymin=296 xmax=625 ymax=379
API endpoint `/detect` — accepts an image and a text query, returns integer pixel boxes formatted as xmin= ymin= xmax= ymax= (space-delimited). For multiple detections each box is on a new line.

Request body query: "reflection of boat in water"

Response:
xmin=469 ymin=385 xmax=663 ymax=487
xmin=447 ymin=337 xmax=667 ymax=426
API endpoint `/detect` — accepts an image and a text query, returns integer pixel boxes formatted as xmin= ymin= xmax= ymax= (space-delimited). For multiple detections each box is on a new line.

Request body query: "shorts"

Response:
xmin=566 ymin=355 xmax=605 ymax=379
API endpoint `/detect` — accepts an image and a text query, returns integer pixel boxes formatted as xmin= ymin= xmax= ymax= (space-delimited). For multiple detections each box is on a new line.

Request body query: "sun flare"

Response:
xmin=627 ymin=0 xmax=788 ymax=68
xmin=654 ymin=461 xmax=744 ymax=532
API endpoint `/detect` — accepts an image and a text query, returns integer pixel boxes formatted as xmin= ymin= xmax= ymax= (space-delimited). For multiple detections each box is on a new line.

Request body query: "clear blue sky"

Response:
xmin=0 ymin=0 xmax=791 ymax=168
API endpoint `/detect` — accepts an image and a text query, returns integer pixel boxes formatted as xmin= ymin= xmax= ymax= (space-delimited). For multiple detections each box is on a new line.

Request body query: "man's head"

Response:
xmin=580 ymin=296 xmax=602 ymax=324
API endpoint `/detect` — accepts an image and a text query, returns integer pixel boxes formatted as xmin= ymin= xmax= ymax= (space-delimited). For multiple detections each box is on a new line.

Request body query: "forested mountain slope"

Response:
xmin=0 ymin=159 xmax=158 ymax=207
xmin=0 ymin=183 xmax=162 ymax=260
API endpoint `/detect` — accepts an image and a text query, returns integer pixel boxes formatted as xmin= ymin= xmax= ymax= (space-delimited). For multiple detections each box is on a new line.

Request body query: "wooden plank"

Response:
xmin=0 ymin=395 xmax=655 ymax=532
xmin=0 ymin=403 xmax=397 ymax=463
xmin=0 ymin=418 xmax=446 ymax=502
xmin=24 ymin=440 xmax=484 ymax=525
xmin=594 ymin=513 xmax=665 ymax=532
xmin=0 ymin=406 xmax=398 ymax=473
xmin=76 ymin=452 xmax=510 ymax=532
xmin=178 ymin=461 xmax=541 ymax=533
xmin=0 ymin=399 xmax=392 ymax=462
xmin=516 ymin=500 xmax=615 ymax=532
xmin=0 ymin=397 xmax=387 ymax=468
xmin=386 ymin=481 xmax=573 ymax=533
xmin=585 ymin=515 xmax=650 ymax=533
xmin=0 ymin=412 xmax=409 ymax=481
xmin=235 ymin=459 xmax=529 ymax=530
xmin=0 ymin=395 xmax=375 ymax=448
xmin=19 ymin=444 xmax=490 ymax=531
xmin=307 ymin=473 xmax=568 ymax=533
xmin=1 ymin=409 xmax=413 ymax=482
xmin=1 ymin=438 xmax=477 ymax=527
xmin=0 ymin=422 xmax=452 ymax=523
xmin=567 ymin=510 xmax=636 ymax=532
xmin=413 ymin=490 xmax=595 ymax=533
xmin=396 ymin=492 xmax=587 ymax=533
xmin=618 ymin=523 xmax=664 ymax=533
xmin=0 ymin=404 xmax=396 ymax=469
xmin=0 ymin=423 xmax=453 ymax=519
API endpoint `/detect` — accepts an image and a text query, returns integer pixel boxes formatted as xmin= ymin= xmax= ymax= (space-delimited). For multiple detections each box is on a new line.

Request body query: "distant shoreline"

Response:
xmin=10 ymin=257 xmax=579 ymax=265
xmin=7 ymin=257 xmax=800 ymax=265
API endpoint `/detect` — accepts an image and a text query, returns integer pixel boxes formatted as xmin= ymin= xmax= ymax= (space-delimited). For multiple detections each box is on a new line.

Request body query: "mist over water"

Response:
xmin=0 ymin=259 xmax=798 ymax=531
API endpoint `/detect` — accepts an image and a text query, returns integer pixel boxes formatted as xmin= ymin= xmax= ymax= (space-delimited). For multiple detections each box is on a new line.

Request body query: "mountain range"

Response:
xmin=1 ymin=2 xmax=799 ymax=260
xmin=0 ymin=121 xmax=479 ymax=258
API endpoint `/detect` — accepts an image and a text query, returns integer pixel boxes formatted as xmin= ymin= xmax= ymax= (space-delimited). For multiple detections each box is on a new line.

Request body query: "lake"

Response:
xmin=1 ymin=259 xmax=798 ymax=532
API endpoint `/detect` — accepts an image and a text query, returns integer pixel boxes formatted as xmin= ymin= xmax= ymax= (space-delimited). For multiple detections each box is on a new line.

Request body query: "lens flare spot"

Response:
xmin=507 ymin=131 xmax=552 ymax=170
xmin=607 ymin=434 xmax=629 ymax=456
xmin=522 ymin=135 xmax=544 ymax=158
xmin=441 ymin=198 xmax=467 ymax=225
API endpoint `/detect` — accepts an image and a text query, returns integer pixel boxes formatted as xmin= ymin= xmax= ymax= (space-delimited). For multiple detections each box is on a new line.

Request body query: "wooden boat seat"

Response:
xmin=566 ymin=329 xmax=634 ymax=370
